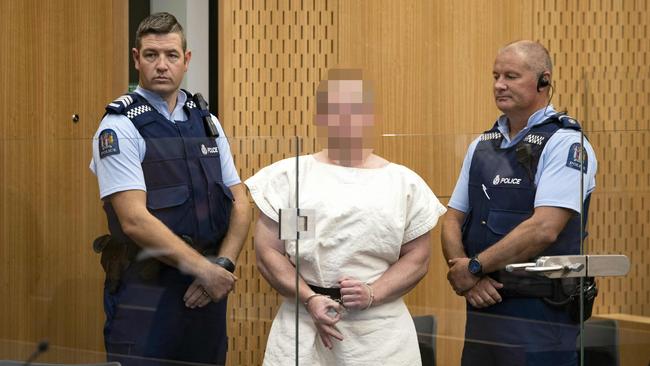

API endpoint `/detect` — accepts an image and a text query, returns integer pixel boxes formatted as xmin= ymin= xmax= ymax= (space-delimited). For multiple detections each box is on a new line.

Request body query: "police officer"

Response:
xmin=442 ymin=40 xmax=598 ymax=366
xmin=89 ymin=12 xmax=251 ymax=366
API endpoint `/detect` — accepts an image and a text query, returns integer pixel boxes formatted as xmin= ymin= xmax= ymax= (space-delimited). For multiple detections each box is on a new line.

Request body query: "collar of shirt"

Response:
xmin=496 ymin=105 xmax=557 ymax=148
xmin=135 ymin=86 xmax=188 ymax=122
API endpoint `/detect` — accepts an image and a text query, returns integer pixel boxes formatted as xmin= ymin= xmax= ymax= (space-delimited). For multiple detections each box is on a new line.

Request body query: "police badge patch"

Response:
xmin=566 ymin=142 xmax=588 ymax=173
xmin=99 ymin=129 xmax=120 ymax=159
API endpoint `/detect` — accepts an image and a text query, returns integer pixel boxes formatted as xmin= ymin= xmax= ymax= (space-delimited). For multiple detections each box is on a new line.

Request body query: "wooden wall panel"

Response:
xmin=2 ymin=0 xmax=646 ymax=364
xmin=219 ymin=1 xmax=336 ymax=365
xmin=531 ymin=0 xmax=650 ymax=330
xmin=0 ymin=0 xmax=127 ymax=361
xmin=222 ymin=0 xmax=650 ymax=364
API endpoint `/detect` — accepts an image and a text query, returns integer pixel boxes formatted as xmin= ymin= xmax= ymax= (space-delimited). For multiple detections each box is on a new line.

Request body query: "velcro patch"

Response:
xmin=99 ymin=129 xmax=120 ymax=159
xmin=566 ymin=142 xmax=588 ymax=173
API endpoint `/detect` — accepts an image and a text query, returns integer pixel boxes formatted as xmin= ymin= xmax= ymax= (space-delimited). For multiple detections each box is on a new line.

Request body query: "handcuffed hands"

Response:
xmin=339 ymin=276 xmax=374 ymax=310
xmin=305 ymin=294 xmax=345 ymax=349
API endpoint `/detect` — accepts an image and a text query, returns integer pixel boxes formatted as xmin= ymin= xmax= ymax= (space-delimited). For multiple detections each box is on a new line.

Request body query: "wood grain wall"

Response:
xmin=532 ymin=2 xmax=650 ymax=364
xmin=1 ymin=1 xmax=649 ymax=365
xmin=532 ymin=0 xmax=650 ymax=317
xmin=219 ymin=1 xmax=337 ymax=364
xmin=0 ymin=0 xmax=128 ymax=362
xmin=219 ymin=1 xmax=650 ymax=365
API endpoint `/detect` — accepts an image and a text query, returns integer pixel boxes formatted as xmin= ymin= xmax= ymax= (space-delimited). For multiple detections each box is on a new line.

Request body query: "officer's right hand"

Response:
xmin=184 ymin=262 xmax=237 ymax=308
xmin=463 ymin=277 xmax=503 ymax=308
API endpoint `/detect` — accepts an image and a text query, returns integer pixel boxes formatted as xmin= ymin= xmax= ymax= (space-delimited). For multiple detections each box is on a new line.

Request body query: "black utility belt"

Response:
xmin=308 ymin=284 xmax=342 ymax=300
xmin=491 ymin=271 xmax=598 ymax=323
xmin=492 ymin=270 xmax=562 ymax=298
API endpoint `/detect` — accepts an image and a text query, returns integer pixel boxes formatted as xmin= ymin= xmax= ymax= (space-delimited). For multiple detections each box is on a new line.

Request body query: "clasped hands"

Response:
xmin=306 ymin=276 xmax=374 ymax=349
xmin=183 ymin=261 xmax=238 ymax=309
xmin=447 ymin=257 xmax=503 ymax=308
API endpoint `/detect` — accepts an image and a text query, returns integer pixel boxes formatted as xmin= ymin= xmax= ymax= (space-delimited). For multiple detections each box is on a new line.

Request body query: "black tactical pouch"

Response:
xmin=544 ymin=277 xmax=598 ymax=323
xmin=567 ymin=277 xmax=598 ymax=322
xmin=93 ymin=235 xmax=131 ymax=294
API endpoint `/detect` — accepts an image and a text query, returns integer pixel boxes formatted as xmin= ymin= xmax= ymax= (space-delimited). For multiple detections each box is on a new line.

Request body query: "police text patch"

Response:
xmin=99 ymin=129 xmax=120 ymax=159
xmin=566 ymin=142 xmax=588 ymax=173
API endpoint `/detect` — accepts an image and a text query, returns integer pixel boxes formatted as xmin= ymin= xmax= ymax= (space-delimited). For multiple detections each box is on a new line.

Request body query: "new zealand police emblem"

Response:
xmin=566 ymin=142 xmax=588 ymax=173
xmin=99 ymin=129 xmax=120 ymax=159
xmin=200 ymin=143 xmax=219 ymax=155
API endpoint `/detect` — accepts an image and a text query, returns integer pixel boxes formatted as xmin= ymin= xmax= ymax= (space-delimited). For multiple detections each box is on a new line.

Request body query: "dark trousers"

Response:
xmin=103 ymin=268 xmax=228 ymax=366
xmin=461 ymin=298 xmax=578 ymax=366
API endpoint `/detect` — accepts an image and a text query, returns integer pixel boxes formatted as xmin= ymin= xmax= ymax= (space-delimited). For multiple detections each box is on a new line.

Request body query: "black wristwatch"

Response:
xmin=468 ymin=256 xmax=483 ymax=277
xmin=209 ymin=256 xmax=236 ymax=273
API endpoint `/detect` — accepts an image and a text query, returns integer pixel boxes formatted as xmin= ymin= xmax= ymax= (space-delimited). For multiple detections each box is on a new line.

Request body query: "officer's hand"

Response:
xmin=185 ymin=263 xmax=238 ymax=307
xmin=305 ymin=294 xmax=344 ymax=349
xmin=183 ymin=283 xmax=213 ymax=309
xmin=447 ymin=257 xmax=480 ymax=294
xmin=463 ymin=277 xmax=503 ymax=308
xmin=338 ymin=276 xmax=373 ymax=311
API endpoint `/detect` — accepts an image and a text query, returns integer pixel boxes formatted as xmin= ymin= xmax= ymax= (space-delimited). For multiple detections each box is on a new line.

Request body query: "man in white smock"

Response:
xmin=245 ymin=69 xmax=447 ymax=365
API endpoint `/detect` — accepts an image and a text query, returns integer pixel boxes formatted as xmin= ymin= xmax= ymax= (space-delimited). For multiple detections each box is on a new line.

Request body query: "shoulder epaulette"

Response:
xmin=536 ymin=113 xmax=581 ymax=130
xmin=105 ymin=93 xmax=137 ymax=114
xmin=558 ymin=114 xmax=582 ymax=130
xmin=105 ymin=93 xmax=155 ymax=121
xmin=557 ymin=114 xmax=580 ymax=127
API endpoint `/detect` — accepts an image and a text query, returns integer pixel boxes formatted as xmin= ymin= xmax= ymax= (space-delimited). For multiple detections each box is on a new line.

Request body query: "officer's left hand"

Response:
xmin=463 ymin=276 xmax=503 ymax=308
xmin=184 ymin=264 xmax=237 ymax=308
xmin=183 ymin=282 xmax=213 ymax=309
xmin=447 ymin=257 xmax=480 ymax=294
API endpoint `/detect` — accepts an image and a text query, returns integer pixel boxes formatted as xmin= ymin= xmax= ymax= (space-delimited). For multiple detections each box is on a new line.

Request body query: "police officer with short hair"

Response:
xmin=90 ymin=12 xmax=251 ymax=366
xmin=442 ymin=40 xmax=598 ymax=366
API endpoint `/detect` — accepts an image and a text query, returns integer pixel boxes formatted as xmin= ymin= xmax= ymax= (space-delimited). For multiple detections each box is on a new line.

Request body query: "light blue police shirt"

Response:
xmin=448 ymin=105 xmax=597 ymax=214
xmin=90 ymin=86 xmax=241 ymax=199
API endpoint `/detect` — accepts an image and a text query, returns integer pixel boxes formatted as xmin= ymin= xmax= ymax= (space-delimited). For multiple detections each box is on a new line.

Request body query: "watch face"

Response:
xmin=469 ymin=259 xmax=481 ymax=274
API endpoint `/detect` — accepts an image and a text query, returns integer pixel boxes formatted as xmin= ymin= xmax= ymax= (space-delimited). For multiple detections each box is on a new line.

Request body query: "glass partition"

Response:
xmin=576 ymin=65 xmax=650 ymax=366
xmin=0 ymin=135 xmax=300 ymax=366
xmin=1 ymin=126 xmax=649 ymax=366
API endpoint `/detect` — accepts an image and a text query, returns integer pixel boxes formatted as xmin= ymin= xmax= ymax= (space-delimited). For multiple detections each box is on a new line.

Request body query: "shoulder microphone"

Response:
xmin=516 ymin=143 xmax=535 ymax=183
xmin=193 ymin=93 xmax=220 ymax=138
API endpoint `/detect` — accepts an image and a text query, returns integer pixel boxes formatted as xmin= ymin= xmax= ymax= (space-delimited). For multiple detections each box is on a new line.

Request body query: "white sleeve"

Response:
xmin=89 ymin=114 xmax=146 ymax=199
xmin=212 ymin=115 xmax=241 ymax=187
xmin=402 ymin=167 xmax=448 ymax=244
xmin=244 ymin=158 xmax=292 ymax=222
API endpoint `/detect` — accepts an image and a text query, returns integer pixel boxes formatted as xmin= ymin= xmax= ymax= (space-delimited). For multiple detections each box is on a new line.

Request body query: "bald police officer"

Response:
xmin=442 ymin=40 xmax=597 ymax=366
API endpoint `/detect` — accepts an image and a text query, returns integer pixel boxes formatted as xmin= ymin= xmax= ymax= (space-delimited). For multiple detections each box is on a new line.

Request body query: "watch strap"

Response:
xmin=209 ymin=256 xmax=236 ymax=273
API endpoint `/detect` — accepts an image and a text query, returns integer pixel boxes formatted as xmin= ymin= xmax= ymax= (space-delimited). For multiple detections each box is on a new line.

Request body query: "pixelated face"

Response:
xmin=133 ymin=33 xmax=191 ymax=101
xmin=315 ymin=79 xmax=375 ymax=147
xmin=492 ymin=49 xmax=541 ymax=115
